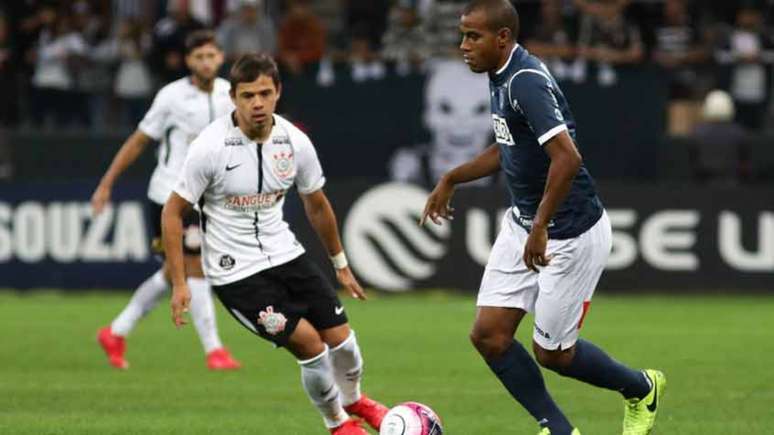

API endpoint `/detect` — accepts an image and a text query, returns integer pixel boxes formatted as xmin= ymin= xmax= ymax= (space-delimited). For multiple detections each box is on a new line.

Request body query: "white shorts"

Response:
xmin=477 ymin=210 xmax=612 ymax=350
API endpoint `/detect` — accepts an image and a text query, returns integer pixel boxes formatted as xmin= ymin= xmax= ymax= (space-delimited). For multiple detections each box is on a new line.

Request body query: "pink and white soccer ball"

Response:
xmin=379 ymin=402 xmax=443 ymax=435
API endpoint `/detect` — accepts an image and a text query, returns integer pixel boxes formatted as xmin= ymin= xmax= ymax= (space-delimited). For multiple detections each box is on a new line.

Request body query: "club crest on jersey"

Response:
xmin=225 ymin=137 xmax=243 ymax=146
xmin=272 ymin=152 xmax=294 ymax=179
xmin=258 ymin=306 xmax=287 ymax=335
xmin=492 ymin=114 xmax=515 ymax=146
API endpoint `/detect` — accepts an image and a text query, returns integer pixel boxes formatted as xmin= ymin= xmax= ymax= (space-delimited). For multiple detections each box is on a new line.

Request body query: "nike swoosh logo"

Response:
xmin=335 ymin=306 xmax=344 ymax=315
xmin=225 ymin=163 xmax=242 ymax=171
xmin=646 ymin=376 xmax=658 ymax=412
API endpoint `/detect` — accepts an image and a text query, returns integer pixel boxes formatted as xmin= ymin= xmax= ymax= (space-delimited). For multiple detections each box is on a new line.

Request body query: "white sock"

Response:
xmin=299 ymin=346 xmax=349 ymax=429
xmin=111 ymin=269 xmax=168 ymax=336
xmin=329 ymin=330 xmax=363 ymax=407
xmin=187 ymin=277 xmax=223 ymax=353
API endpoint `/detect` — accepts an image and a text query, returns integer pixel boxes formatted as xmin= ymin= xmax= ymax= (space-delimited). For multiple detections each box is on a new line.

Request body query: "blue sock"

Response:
xmin=487 ymin=340 xmax=574 ymax=434
xmin=558 ymin=339 xmax=651 ymax=399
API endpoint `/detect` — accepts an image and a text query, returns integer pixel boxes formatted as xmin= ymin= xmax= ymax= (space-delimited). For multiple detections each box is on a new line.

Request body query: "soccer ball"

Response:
xmin=379 ymin=402 xmax=443 ymax=435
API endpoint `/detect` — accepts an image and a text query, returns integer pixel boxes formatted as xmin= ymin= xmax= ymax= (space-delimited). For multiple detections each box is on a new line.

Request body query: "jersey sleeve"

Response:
xmin=137 ymin=87 xmax=171 ymax=140
xmin=508 ymin=70 xmax=568 ymax=146
xmin=174 ymin=139 xmax=213 ymax=205
xmin=294 ymin=134 xmax=326 ymax=195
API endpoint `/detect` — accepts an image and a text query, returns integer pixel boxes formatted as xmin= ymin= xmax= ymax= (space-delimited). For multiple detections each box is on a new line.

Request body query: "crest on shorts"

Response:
xmin=258 ymin=306 xmax=287 ymax=335
xmin=272 ymin=151 xmax=294 ymax=179
xmin=219 ymin=254 xmax=235 ymax=270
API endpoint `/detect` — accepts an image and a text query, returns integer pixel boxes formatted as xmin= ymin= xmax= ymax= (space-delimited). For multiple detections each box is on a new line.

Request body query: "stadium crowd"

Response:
xmin=0 ymin=0 xmax=773 ymax=130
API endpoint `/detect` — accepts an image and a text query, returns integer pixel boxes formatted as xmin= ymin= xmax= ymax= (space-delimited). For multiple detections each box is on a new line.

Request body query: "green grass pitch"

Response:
xmin=1 ymin=290 xmax=772 ymax=434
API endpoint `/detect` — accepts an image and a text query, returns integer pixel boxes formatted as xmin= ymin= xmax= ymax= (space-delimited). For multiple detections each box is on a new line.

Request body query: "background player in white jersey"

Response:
xmin=422 ymin=1 xmax=664 ymax=435
xmin=91 ymin=30 xmax=240 ymax=371
xmin=162 ymin=54 xmax=388 ymax=435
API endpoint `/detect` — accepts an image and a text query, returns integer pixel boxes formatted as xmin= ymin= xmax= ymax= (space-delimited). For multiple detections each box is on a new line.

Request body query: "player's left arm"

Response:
xmin=300 ymin=189 xmax=366 ymax=301
xmin=526 ymin=132 xmax=583 ymax=271
xmin=295 ymin=133 xmax=366 ymax=301
xmin=510 ymin=70 xmax=583 ymax=271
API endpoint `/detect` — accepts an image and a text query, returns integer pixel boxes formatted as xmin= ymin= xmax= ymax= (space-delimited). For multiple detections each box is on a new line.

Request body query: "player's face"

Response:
xmin=232 ymin=75 xmax=281 ymax=131
xmin=186 ymin=43 xmax=224 ymax=82
xmin=460 ymin=10 xmax=500 ymax=73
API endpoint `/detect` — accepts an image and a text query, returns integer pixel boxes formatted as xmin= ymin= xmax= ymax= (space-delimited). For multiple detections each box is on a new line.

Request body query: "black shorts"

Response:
xmin=212 ymin=254 xmax=348 ymax=347
xmin=148 ymin=202 xmax=201 ymax=256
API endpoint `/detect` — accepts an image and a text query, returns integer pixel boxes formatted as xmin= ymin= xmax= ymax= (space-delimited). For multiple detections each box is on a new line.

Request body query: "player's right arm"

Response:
xmin=421 ymin=143 xmax=500 ymax=225
xmin=91 ymin=130 xmax=153 ymax=215
xmin=92 ymin=86 xmax=172 ymax=215
xmin=162 ymin=192 xmax=193 ymax=328
xmin=163 ymin=136 xmax=213 ymax=328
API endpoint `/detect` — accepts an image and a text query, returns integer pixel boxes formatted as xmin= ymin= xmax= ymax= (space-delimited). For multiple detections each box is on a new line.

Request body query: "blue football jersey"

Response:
xmin=489 ymin=45 xmax=603 ymax=239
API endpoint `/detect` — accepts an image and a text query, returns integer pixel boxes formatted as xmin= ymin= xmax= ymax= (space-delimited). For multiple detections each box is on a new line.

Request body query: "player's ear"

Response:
xmin=497 ymin=28 xmax=511 ymax=48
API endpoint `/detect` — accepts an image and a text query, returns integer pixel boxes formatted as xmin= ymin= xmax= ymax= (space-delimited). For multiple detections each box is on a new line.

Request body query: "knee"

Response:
xmin=532 ymin=342 xmax=575 ymax=372
xmin=469 ymin=328 xmax=512 ymax=361
xmin=294 ymin=339 xmax=327 ymax=362
xmin=288 ymin=322 xmax=327 ymax=361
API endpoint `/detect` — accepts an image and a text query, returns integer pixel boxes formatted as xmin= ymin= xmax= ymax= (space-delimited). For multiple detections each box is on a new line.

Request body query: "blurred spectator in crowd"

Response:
xmin=381 ymin=1 xmax=431 ymax=74
xmin=525 ymin=0 xmax=579 ymax=81
xmin=0 ymin=13 xmax=18 ymax=126
xmin=577 ymin=0 xmax=644 ymax=86
xmin=30 ymin=7 xmax=89 ymax=128
xmin=690 ymin=89 xmax=750 ymax=183
xmin=715 ymin=6 xmax=774 ymax=130
xmin=71 ymin=1 xmax=111 ymax=129
xmin=13 ymin=1 xmax=55 ymax=121
xmin=349 ymin=22 xmax=385 ymax=82
xmin=573 ymin=0 xmax=629 ymax=19
xmin=342 ymin=0 xmax=390 ymax=52
xmin=419 ymin=0 xmax=467 ymax=58
xmin=112 ymin=0 xmax=151 ymax=23
xmin=187 ymin=0 xmax=215 ymax=26
xmin=111 ymin=19 xmax=154 ymax=126
xmin=278 ymin=0 xmax=325 ymax=75
xmin=151 ymin=0 xmax=205 ymax=83
xmin=217 ymin=0 xmax=276 ymax=63
xmin=652 ymin=0 xmax=710 ymax=99
xmin=71 ymin=0 xmax=105 ymax=43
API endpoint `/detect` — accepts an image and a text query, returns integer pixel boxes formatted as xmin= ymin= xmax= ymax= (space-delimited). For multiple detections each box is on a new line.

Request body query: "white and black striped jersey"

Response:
xmin=139 ymin=76 xmax=234 ymax=205
xmin=174 ymin=113 xmax=326 ymax=286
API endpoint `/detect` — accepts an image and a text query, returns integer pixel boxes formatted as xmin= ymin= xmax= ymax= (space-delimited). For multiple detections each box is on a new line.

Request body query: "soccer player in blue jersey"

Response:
xmin=421 ymin=1 xmax=665 ymax=434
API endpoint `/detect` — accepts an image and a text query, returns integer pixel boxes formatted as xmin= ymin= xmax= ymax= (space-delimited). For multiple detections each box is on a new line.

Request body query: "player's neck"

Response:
xmin=190 ymin=75 xmax=214 ymax=93
xmin=237 ymin=116 xmax=273 ymax=143
xmin=494 ymin=42 xmax=517 ymax=74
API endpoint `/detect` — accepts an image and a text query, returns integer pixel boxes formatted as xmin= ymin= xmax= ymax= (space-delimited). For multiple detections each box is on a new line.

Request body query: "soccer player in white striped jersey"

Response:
xmin=162 ymin=54 xmax=388 ymax=435
xmin=91 ymin=30 xmax=240 ymax=370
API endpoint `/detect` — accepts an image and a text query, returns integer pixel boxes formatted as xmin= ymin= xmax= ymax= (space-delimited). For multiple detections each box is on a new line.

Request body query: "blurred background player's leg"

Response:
xmin=97 ymin=266 xmax=240 ymax=370
xmin=187 ymin=276 xmax=240 ymax=370
xmin=97 ymin=268 xmax=168 ymax=369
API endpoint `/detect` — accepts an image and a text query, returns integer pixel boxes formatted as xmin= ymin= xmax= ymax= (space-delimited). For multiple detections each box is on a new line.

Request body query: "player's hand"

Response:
xmin=336 ymin=267 xmax=367 ymax=301
xmin=420 ymin=176 xmax=456 ymax=226
xmin=523 ymin=224 xmax=551 ymax=273
xmin=170 ymin=284 xmax=191 ymax=328
xmin=91 ymin=183 xmax=111 ymax=216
